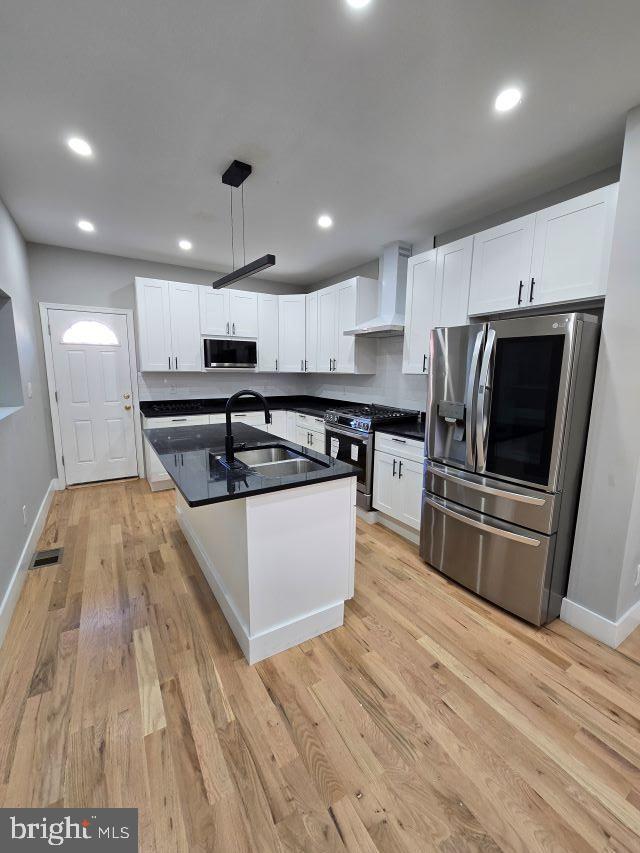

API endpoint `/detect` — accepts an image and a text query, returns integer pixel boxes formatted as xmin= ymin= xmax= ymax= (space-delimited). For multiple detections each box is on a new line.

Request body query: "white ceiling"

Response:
xmin=1 ymin=0 xmax=640 ymax=285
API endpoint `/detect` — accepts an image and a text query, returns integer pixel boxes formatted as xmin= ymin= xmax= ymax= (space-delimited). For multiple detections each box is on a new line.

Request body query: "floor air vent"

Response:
xmin=29 ymin=548 xmax=63 ymax=570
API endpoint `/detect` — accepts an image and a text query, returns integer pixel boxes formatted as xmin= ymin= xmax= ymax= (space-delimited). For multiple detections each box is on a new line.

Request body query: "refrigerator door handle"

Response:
xmin=424 ymin=495 xmax=541 ymax=547
xmin=465 ymin=330 xmax=484 ymax=467
xmin=476 ymin=329 xmax=496 ymax=471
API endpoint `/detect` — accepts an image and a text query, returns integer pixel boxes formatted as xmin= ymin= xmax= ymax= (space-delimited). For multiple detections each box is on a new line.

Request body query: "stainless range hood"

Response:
xmin=344 ymin=241 xmax=412 ymax=337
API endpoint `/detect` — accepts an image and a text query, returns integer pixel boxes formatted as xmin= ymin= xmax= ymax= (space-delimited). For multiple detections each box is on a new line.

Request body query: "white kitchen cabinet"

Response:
xmin=199 ymin=288 xmax=258 ymax=337
xmin=199 ymin=289 xmax=230 ymax=336
xmin=316 ymin=277 xmax=377 ymax=374
xmin=373 ymin=432 xmax=424 ymax=531
xmin=468 ymin=214 xmax=536 ymax=316
xmin=257 ymin=293 xmax=279 ymax=372
xmin=286 ymin=411 xmax=297 ymax=441
xmin=143 ymin=414 xmax=210 ymax=489
xmin=529 ymin=184 xmax=618 ymax=308
xmin=402 ymin=249 xmax=438 ymax=375
xmin=135 ymin=278 xmax=200 ymax=372
xmin=295 ymin=423 xmax=324 ymax=452
xmin=435 ymin=236 xmax=473 ymax=327
xmin=229 ymin=290 xmax=258 ymax=337
xmin=305 ymin=291 xmax=319 ymax=372
xmin=278 ymin=294 xmax=306 ymax=372
xmin=267 ymin=410 xmax=288 ymax=439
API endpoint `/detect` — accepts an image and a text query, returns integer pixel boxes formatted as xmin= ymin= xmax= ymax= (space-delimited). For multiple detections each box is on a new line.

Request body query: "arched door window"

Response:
xmin=61 ymin=320 xmax=119 ymax=346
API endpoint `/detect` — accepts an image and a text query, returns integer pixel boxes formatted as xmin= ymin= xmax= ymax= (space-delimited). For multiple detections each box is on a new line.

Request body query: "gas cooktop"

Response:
xmin=324 ymin=404 xmax=419 ymax=433
xmin=146 ymin=400 xmax=205 ymax=415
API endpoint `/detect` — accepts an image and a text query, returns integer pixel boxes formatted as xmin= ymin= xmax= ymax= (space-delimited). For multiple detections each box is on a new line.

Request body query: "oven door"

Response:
xmin=203 ymin=338 xmax=257 ymax=369
xmin=325 ymin=424 xmax=372 ymax=505
xmin=475 ymin=314 xmax=579 ymax=493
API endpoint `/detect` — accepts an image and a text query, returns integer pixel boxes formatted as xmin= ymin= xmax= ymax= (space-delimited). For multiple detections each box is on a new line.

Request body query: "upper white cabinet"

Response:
xmin=468 ymin=214 xmax=536 ymax=316
xmin=435 ymin=236 xmax=473 ymax=327
xmin=316 ymin=277 xmax=378 ymax=374
xmin=529 ymin=185 xmax=618 ymax=308
xmin=135 ymin=278 xmax=200 ymax=372
xmin=199 ymin=288 xmax=258 ymax=337
xmin=468 ymin=184 xmax=618 ymax=316
xmin=257 ymin=293 xmax=279 ymax=372
xmin=278 ymin=294 xmax=306 ymax=372
xmin=402 ymin=250 xmax=438 ymax=375
xmin=305 ymin=291 xmax=319 ymax=372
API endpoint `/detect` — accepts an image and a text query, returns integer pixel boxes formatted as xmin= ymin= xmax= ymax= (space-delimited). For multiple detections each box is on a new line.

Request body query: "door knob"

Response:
xmin=123 ymin=393 xmax=131 ymax=399
xmin=124 ymin=404 xmax=132 ymax=411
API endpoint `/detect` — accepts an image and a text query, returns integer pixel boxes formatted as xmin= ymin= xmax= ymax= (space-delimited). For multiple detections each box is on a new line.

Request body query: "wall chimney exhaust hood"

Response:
xmin=344 ymin=242 xmax=412 ymax=337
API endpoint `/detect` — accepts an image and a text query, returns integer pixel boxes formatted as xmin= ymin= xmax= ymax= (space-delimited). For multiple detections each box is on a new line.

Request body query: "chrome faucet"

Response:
xmin=225 ymin=389 xmax=272 ymax=463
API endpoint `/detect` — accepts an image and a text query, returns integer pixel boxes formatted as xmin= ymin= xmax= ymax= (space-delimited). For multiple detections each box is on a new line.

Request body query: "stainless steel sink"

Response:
xmin=231 ymin=444 xmax=329 ymax=478
xmin=234 ymin=446 xmax=297 ymax=465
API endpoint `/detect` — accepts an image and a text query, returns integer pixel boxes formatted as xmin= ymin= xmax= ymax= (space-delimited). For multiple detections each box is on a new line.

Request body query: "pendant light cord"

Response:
xmin=230 ymin=186 xmax=235 ymax=271
xmin=242 ymin=183 xmax=246 ymax=266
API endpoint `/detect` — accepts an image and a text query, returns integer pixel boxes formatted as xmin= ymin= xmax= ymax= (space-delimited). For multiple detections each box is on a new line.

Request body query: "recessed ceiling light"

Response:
xmin=77 ymin=219 xmax=95 ymax=233
xmin=317 ymin=214 xmax=333 ymax=229
xmin=178 ymin=239 xmax=193 ymax=251
xmin=346 ymin=0 xmax=372 ymax=8
xmin=494 ymin=87 xmax=523 ymax=112
xmin=67 ymin=136 xmax=93 ymax=157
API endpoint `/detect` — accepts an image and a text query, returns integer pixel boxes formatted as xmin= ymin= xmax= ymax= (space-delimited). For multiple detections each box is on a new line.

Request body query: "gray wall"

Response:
xmin=568 ymin=109 xmax=640 ymax=622
xmin=0 ymin=199 xmax=56 ymax=606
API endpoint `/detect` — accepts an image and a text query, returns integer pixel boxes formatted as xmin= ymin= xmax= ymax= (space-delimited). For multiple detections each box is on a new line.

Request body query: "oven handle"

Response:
xmin=476 ymin=329 xmax=496 ymax=471
xmin=424 ymin=495 xmax=541 ymax=547
xmin=325 ymin=423 xmax=371 ymax=443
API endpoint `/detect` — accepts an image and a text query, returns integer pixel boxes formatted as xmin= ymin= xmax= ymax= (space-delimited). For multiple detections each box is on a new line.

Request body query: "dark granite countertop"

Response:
xmin=140 ymin=395 xmax=355 ymax=419
xmin=143 ymin=422 xmax=358 ymax=507
xmin=374 ymin=415 xmax=426 ymax=442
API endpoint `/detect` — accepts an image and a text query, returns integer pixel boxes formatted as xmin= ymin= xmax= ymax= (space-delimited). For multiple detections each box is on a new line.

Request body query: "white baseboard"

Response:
xmin=0 ymin=478 xmax=57 ymax=650
xmin=561 ymin=596 xmax=640 ymax=648
xmin=177 ymin=502 xmax=344 ymax=665
xmin=375 ymin=513 xmax=420 ymax=545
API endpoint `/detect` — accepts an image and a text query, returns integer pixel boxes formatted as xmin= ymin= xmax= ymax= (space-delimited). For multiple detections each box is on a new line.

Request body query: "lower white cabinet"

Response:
xmin=143 ymin=414 xmax=210 ymax=490
xmin=373 ymin=433 xmax=424 ymax=530
xmin=267 ymin=410 xmax=288 ymax=439
xmin=295 ymin=424 xmax=324 ymax=452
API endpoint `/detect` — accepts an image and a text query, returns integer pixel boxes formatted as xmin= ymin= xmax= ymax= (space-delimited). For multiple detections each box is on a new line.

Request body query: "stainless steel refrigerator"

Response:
xmin=421 ymin=312 xmax=600 ymax=625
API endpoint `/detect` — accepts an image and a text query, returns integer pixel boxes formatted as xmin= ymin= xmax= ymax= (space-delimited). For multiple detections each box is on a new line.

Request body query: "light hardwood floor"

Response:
xmin=1 ymin=479 xmax=640 ymax=852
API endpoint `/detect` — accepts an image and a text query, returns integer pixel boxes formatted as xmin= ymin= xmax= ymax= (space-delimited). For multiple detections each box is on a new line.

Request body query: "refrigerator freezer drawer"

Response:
xmin=421 ymin=493 xmax=556 ymax=625
xmin=425 ymin=462 xmax=559 ymax=534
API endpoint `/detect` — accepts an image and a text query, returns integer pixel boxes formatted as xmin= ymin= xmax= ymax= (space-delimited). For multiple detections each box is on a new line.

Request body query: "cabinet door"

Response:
xmin=257 ymin=293 xmax=279 ymax=372
xmin=529 ymin=184 xmax=618 ymax=308
xmin=135 ymin=278 xmax=172 ymax=371
xmin=402 ymin=250 xmax=438 ymax=375
xmin=199 ymin=288 xmax=230 ymax=336
xmin=286 ymin=411 xmax=297 ymax=441
xmin=229 ymin=290 xmax=258 ymax=337
xmin=278 ymin=294 xmax=306 ymax=372
xmin=295 ymin=425 xmax=312 ymax=449
xmin=306 ymin=426 xmax=325 ymax=452
xmin=317 ymin=286 xmax=338 ymax=373
xmin=468 ymin=214 xmax=536 ymax=316
xmin=435 ymin=236 xmax=472 ymax=327
xmin=373 ymin=451 xmax=397 ymax=516
xmin=268 ymin=410 xmax=288 ymax=439
xmin=335 ymin=280 xmax=357 ymax=373
xmin=168 ymin=282 xmax=201 ymax=372
xmin=396 ymin=458 xmax=423 ymax=530
xmin=305 ymin=291 xmax=319 ymax=372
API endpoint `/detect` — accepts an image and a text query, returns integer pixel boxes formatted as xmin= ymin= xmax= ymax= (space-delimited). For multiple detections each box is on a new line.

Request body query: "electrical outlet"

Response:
xmin=635 ymin=564 xmax=640 ymax=588
xmin=22 ymin=505 xmax=27 ymax=526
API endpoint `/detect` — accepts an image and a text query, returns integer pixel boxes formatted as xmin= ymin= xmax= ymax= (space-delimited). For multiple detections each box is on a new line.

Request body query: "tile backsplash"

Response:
xmin=137 ymin=337 xmax=427 ymax=411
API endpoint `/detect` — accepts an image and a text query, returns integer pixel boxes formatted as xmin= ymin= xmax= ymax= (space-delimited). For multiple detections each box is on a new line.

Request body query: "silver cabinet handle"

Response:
xmin=476 ymin=329 xmax=496 ymax=471
xmin=465 ymin=329 xmax=484 ymax=468
xmin=422 ymin=354 xmax=428 ymax=372
xmin=310 ymin=433 xmax=314 ymax=447
xmin=392 ymin=459 xmax=396 ymax=477
xmin=391 ymin=437 xmax=407 ymax=444
xmin=529 ymin=278 xmax=535 ymax=303
xmin=275 ymin=358 xmax=278 ymax=371
xmin=329 ymin=358 xmax=332 ymax=371
xmin=171 ymin=418 xmax=188 ymax=422
xmin=299 ymin=414 xmax=306 ymax=420
xmin=301 ymin=359 xmax=304 ymax=371
xmin=232 ymin=322 xmax=236 ymax=335
xmin=175 ymin=356 xmax=178 ymax=370
xmin=304 ymin=360 xmax=308 ymax=371
xmin=168 ymin=356 xmax=171 ymax=369
xmin=226 ymin=321 xmax=229 ymax=334
xmin=424 ymin=495 xmax=541 ymax=547
xmin=429 ymin=467 xmax=547 ymax=506
xmin=398 ymin=460 xmax=403 ymax=479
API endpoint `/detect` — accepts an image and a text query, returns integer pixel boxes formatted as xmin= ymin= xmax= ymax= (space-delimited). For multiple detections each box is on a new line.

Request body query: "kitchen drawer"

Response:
xmin=209 ymin=414 xmax=225 ymax=424
xmin=296 ymin=412 xmax=325 ymax=431
xmin=210 ymin=411 xmax=269 ymax=426
xmin=375 ymin=431 xmax=424 ymax=463
xmin=143 ymin=414 xmax=210 ymax=428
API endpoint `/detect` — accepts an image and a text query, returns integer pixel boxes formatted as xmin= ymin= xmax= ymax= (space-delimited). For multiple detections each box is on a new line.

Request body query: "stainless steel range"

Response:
xmin=324 ymin=404 xmax=419 ymax=509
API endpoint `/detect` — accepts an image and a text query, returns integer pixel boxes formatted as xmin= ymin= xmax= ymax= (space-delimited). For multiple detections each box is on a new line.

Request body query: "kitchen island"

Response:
xmin=144 ymin=421 xmax=358 ymax=663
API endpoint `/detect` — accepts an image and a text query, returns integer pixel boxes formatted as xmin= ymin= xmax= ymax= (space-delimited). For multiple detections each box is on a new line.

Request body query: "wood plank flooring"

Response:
xmin=1 ymin=478 xmax=640 ymax=851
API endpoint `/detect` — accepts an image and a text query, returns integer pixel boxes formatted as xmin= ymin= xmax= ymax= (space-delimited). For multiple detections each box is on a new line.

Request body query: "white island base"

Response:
xmin=176 ymin=477 xmax=357 ymax=664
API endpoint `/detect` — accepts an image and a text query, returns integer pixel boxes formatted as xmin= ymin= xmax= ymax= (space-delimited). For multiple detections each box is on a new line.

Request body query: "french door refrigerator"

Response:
xmin=421 ymin=312 xmax=599 ymax=625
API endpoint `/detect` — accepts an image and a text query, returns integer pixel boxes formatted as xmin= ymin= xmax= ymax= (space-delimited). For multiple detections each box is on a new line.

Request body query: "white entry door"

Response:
xmin=49 ymin=309 xmax=138 ymax=485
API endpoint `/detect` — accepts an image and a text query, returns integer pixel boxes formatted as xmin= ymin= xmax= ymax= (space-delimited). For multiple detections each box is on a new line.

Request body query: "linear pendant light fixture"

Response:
xmin=212 ymin=160 xmax=276 ymax=289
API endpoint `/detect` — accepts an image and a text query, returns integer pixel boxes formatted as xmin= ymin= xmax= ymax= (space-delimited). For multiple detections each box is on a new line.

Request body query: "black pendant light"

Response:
xmin=212 ymin=160 xmax=276 ymax=289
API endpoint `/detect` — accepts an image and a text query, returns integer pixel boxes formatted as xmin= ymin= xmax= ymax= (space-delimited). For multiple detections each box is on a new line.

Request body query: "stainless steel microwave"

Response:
xmin=203 ymin=338 xmax=257 ymax=369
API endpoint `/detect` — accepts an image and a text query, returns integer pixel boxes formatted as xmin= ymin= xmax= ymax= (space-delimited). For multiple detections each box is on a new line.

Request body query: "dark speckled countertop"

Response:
xmin=143 ymin=422 xmax=358 ymax=508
